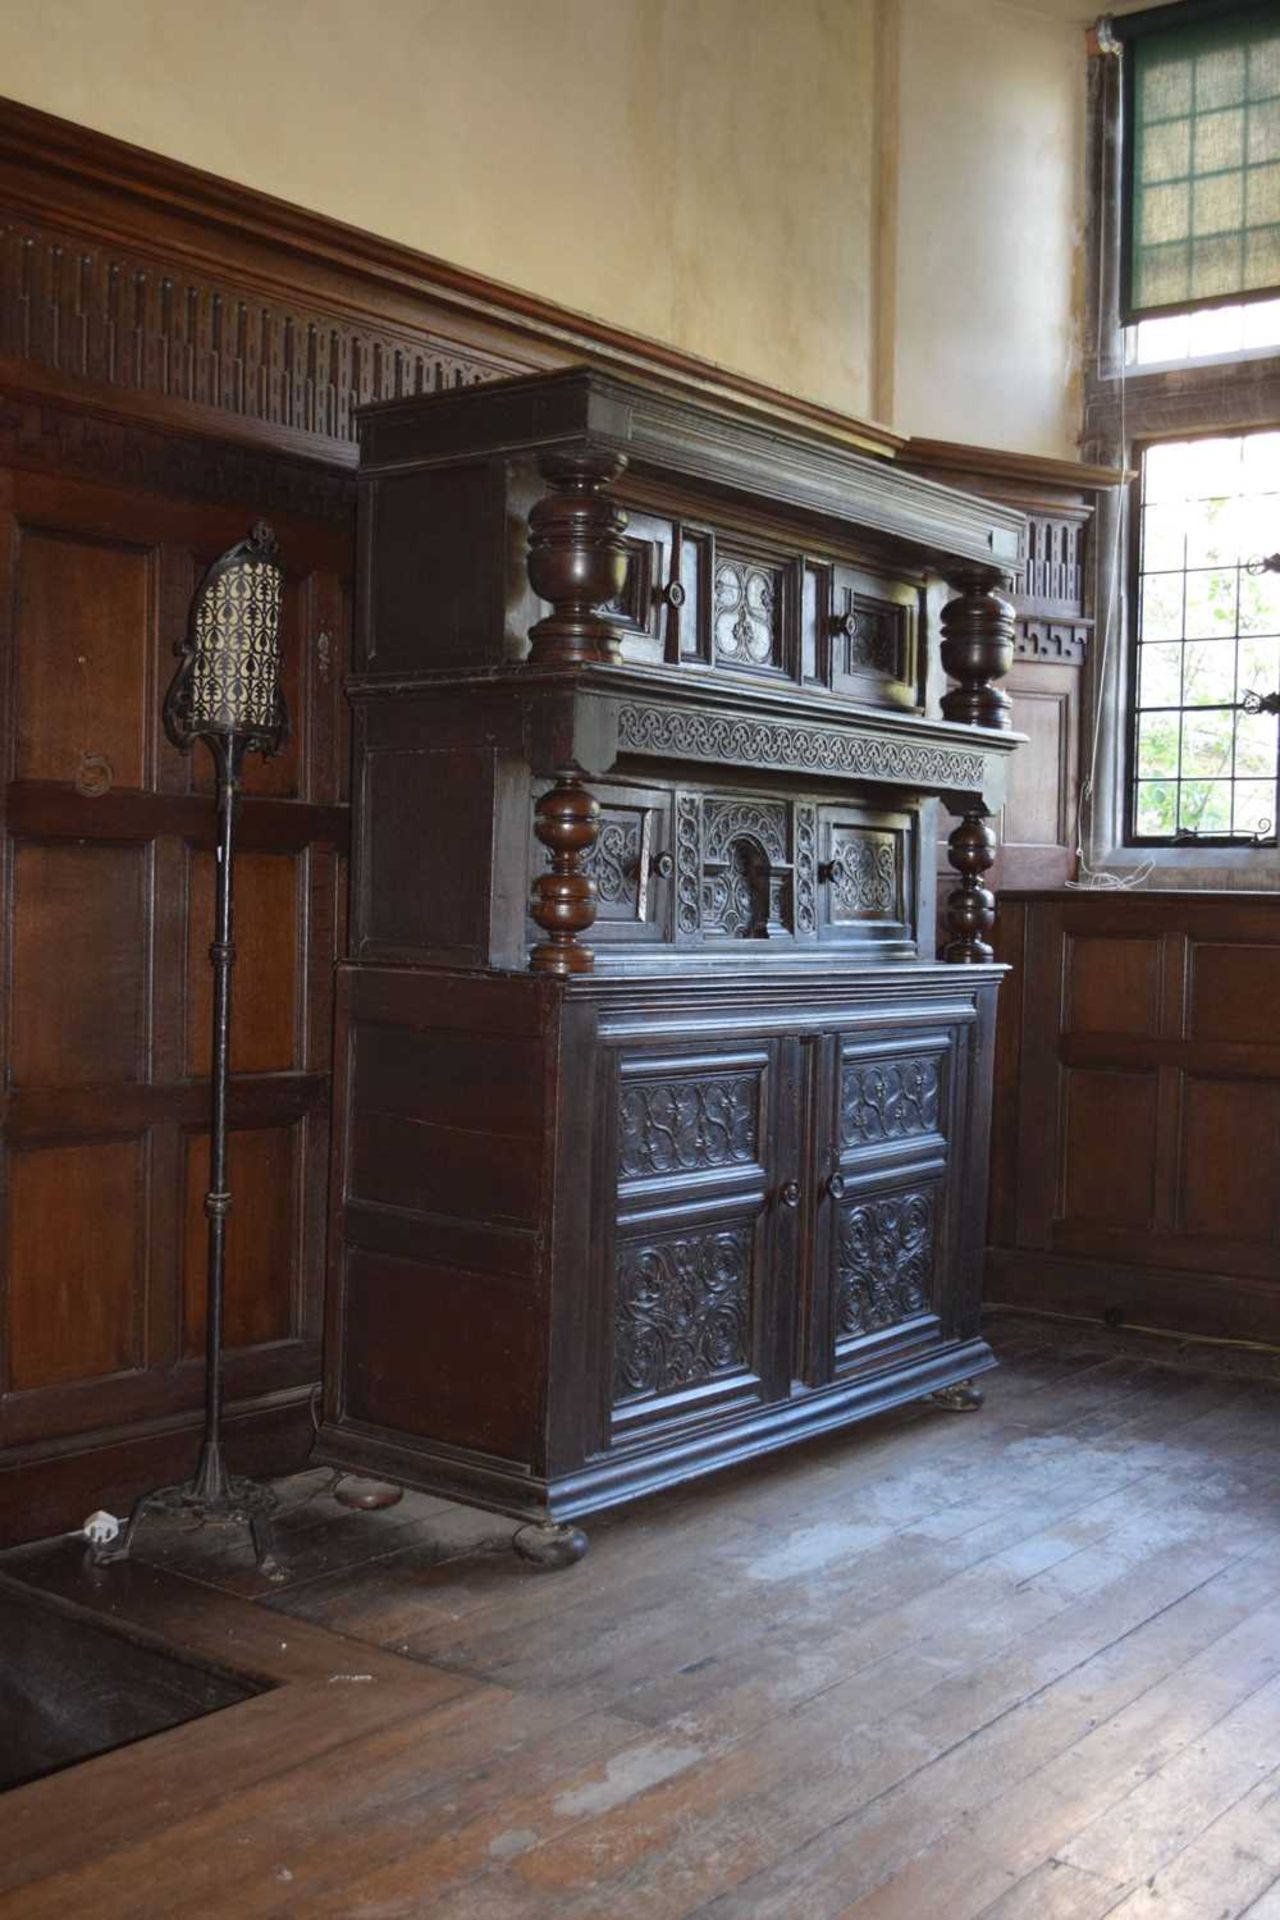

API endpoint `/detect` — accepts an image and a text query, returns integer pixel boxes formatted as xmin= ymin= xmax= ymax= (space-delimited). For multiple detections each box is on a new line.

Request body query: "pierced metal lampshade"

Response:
xmin=164 ymin=520 xmax=287 ymax=753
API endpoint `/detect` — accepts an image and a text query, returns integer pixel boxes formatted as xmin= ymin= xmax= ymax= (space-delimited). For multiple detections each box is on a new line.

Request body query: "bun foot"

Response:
xmin=929 ymin=1378 xmax=985 ymax=1413
xmin=512 ymin=1522 xmax=589 ymax=1570
xmin=332 ymin=1476 xmax=404 ymax=1512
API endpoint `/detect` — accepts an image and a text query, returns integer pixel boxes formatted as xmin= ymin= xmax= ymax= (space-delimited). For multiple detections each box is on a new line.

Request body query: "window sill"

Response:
xmin=1088 ymin=843 xmax=1280 ymax=891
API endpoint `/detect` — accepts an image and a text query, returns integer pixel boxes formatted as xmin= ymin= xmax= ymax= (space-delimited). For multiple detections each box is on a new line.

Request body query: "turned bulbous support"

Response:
xmin=526 ymin=449 xmax=630 ymax=667
xmin=940 ymin=568 xmax=1015 ymax=731
xmin=530 ymin=775 xmax=600 ymax=976
xmin=944 ymin=812 xmax=997 ymax=963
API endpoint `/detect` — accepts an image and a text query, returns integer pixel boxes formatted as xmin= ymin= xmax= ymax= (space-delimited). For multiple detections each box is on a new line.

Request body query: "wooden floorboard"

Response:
xmin=2 ymin=1317 xmax=1279 ymax=1917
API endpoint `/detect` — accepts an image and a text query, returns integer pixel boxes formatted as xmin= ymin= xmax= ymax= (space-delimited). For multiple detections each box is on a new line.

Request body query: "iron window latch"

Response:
xmin=1238 ymin=550 xmax=1280 ymax=719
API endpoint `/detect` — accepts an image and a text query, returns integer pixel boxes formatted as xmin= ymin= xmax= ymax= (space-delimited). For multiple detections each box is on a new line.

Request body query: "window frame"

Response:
xmin=1083 ymin=11 xmax=1280 ymax=880
xmin=1122 ymin=427 xmax=1280 ymax=849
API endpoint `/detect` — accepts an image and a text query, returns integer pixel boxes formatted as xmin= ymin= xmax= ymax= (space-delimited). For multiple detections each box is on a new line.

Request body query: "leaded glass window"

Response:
xmin=1130 ymin=430 xmax=1280 ymax=843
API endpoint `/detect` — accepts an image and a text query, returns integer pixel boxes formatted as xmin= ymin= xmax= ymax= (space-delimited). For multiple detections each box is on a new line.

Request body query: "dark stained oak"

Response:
xmin=988 ymin=891 xmax=1280 ymax=1341
xmin=320 ymin=368 xmax=1021 ymax=1542
xmin=0 ymin=466 xmax=349 ymax=1544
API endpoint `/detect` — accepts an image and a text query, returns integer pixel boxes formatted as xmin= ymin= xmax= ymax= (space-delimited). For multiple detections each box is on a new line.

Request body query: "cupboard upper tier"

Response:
xmin=354 ymin=365 xmax=1026 ymax=717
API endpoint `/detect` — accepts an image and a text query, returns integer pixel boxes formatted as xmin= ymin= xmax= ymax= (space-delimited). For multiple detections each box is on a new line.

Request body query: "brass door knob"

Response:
xmin=779 ymin=1180 xmax=802 ymax=1210
xmin=828 ymin=1172 xmax=847 ymax=1200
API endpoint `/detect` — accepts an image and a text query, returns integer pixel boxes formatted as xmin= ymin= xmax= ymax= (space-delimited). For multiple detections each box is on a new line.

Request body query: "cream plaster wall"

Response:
xmin=0 ymin=0 xmax=1091 ymax=457
xmin=0 ymin=0 xmax=876 ymax=421
xmin=887 ymin=0 xmax=1087 ymax=458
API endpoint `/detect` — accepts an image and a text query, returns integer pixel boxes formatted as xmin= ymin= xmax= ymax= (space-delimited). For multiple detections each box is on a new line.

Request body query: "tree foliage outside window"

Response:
xmin=1131 ymin=430 xmax=1280 ymax=842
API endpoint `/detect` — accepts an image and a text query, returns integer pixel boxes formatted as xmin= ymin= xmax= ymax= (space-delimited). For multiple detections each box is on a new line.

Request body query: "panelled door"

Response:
xmin=607 ymin=1036 xmax=797 ymax=1448
xmin=804 ymin=1024 xmax=956 ymax=1385
xmin=0 ymin=465 xmax=350 ymax=1533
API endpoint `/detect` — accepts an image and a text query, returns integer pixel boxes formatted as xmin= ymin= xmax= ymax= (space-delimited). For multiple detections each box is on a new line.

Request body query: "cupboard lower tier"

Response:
xmin=316 ymin=962 xmax=1003 ymax=1545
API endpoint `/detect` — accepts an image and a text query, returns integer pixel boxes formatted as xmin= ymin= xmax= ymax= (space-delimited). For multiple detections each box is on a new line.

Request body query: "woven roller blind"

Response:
xmin=1128 ymin=9 xmax=1280 ymax=318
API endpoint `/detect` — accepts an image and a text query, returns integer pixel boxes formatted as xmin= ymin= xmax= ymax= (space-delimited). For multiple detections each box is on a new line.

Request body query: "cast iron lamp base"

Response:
xmin=90 ymin=1440 xmax=285 ymax=1582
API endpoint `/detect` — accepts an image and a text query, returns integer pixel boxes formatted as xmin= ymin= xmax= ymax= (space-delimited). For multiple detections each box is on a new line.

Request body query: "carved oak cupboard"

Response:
xmin=316 ymin=368 xmax=1023 ymax=1562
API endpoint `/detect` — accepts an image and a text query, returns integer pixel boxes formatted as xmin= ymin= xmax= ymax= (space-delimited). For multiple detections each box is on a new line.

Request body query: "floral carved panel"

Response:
xmin=582 ymin=809 xmax=644 ymax=921
xmin=713 ymin=556 xmax=781 ymax=668
xmin=618 ymin=1072 xmax=760 ymax=1182
xmin=613 ymin=1223 xmax=754 ymax=1404
xmin=835 ymin=1188 xmax=935 ymax=1342
xmin=828 ymin=828 xmax=900 ymax=924
xmin=841 ymin=1054 xmax=942 ymax=1149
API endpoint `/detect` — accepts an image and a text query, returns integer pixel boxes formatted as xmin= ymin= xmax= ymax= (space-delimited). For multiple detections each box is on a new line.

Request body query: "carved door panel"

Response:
xmin=0 ymin=470 xmax=349 ymax=1500
xmin=804 ymin=1028 xmax=955 ymax=1385
xmin=553 ymin=779 xmax=673 ymax=948
xmin=607 ymin=1038 xmax=797 ymax=1445
xmin=828 ymin=564 xmax=921 ymax=709
xmin=815 ymin=802 xmax=917 ymax=957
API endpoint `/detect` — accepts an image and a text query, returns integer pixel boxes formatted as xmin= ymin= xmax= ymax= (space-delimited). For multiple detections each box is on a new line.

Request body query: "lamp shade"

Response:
xmin=164 ymin=521 xmax=287 ymax=754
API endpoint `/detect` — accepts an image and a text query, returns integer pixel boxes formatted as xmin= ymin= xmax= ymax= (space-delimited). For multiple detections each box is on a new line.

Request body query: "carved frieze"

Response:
xmin=836 ymin=1189 xmax=935 ymax=1340
xmin=614 ymin=1224 xmax=754 ymax=1403
xmin=841 ymin=1054 xmax=942 ymax=1148
xmin=828 ymin=828 xmax=899 ymax=924
xmin=1015 ymin=619 xmax=1089 ymax=664
xmin=617 ymin=703 xmax=986 ymax=790
xmin=0 ymin=394 xmax=352 ymax=521
xmin=1018 ymin=514 xmax=1083 ymax=612
xmin=618 ymin=1073 xmax=759 ymax=1181
xmin=0 ymin=215 xmax=515 ymax=447
xmin=713 ymin=556 xmax=781 ymax=668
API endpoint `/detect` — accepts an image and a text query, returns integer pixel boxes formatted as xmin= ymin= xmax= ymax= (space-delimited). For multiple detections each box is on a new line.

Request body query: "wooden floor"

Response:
xmin=4 ymin=1314 xmax=1280 ymax=1917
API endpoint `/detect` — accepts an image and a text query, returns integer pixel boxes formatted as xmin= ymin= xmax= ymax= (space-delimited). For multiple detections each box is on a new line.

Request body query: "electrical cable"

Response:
xmin=987 ymin=1300 xmax=1280 ymax=1360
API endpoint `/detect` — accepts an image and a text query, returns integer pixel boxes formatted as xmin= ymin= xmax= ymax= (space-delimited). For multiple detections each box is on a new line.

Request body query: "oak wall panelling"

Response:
xmin=0 ymin=469 xmax=350 ymax=1541
xmin=987 ymin=891 xmax=1280 ymax=1340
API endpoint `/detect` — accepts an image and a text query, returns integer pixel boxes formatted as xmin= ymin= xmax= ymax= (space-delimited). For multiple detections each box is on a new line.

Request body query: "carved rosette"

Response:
xmin=944 ymin=812 xmax=998 ymax=963
xmin=526 ymin=448 xmax=630 ymax=666
xmin=940 ymin=567 xmax=1016 ymax=730
xmin=530 ymin=776 xmax=600 ymax=975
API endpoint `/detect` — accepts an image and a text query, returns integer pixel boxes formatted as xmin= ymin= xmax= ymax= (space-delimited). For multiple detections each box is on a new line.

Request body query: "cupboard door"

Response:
xmin=607 ymin=1039 xmax=795 ymax=1443
xmin=807 ymin=1028 xmax=955 ymax=1384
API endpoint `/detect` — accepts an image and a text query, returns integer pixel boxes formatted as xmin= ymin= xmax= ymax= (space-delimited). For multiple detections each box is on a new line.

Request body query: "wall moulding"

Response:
xmin=0 ymin=94 xmax=904 ymax=468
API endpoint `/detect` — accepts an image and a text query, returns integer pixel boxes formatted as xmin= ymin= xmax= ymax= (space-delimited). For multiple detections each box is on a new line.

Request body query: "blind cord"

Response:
xmin=1070 ymin=33 xmax=1153 ymax=893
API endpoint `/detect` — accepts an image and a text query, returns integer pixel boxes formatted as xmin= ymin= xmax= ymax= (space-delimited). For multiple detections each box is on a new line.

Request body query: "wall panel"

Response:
xmin=9 ymin=840 xmax=148 ymax=1088
xmin=15 ymin=529 xmax=153 ymax=790
xmin=988 ymin=892 xmax=1280 ymax=1339
xmin=7 ymin=1138 xmax=145 ymax=1391
xmin=0 ymin=470 xmax=348 ymax=1540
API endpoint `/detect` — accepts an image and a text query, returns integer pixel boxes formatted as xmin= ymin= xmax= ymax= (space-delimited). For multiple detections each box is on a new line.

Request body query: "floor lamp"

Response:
xmin=93 ymin=522 xmax=289 ymax=1580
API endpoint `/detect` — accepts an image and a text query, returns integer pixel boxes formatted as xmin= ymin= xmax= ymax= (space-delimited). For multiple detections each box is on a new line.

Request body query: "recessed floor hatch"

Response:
xmin=0 ymin=1575 xmax=263 ymax=1791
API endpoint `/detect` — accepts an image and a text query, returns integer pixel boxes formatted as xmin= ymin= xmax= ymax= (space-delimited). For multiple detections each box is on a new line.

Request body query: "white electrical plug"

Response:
xmin=82 ymin=1510 xmax=121 ymax=1546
